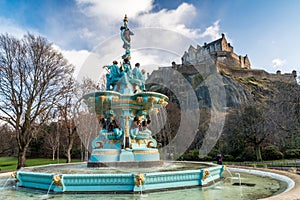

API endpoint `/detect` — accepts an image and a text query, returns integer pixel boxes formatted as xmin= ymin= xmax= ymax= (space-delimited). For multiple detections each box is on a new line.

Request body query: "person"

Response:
xmin=216 ymin=154 xmax=223 ymax=165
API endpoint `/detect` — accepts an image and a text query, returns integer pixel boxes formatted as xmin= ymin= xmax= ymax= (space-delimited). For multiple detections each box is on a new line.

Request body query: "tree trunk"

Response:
xmin=80 ymin=143 xmax=84 ymax=162
xmin=57 ymin=142 xmax=60 ymax=164
xmin=17 ymin=145 xmax=29 ymax=169
xmin=84 ymin=149 xmax=89 ymax=162
xmin=255 ymin=144 xmax=262 ymax=161
xmin=52 ymin=149 xmax=55 ymax=161
xmin=66 ymin=132 xmax=74 ymax=163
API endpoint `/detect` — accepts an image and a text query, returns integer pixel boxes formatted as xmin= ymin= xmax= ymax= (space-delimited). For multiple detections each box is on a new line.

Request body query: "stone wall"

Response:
xmin=218 ymin=64 xmax=297 ymax=84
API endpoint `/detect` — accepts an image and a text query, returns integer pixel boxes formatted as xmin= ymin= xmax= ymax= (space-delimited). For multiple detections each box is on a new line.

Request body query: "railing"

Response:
xmin=231 ymin=160 xmax=300 ymax=173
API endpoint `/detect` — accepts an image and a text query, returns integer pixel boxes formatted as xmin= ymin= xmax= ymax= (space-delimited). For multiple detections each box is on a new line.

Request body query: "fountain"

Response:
xmin=3 ymin=15 xmax=295 ymax=199
xmin=11 ymin=15 xmax=224 ymax=193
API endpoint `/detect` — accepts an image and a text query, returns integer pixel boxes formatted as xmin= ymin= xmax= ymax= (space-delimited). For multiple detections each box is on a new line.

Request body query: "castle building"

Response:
xmin=181 ymin=33 xmax=251 ymax=70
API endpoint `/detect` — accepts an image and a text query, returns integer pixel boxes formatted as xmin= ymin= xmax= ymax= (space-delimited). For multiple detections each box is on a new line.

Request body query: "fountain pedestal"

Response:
xmin=84 ymin=91 xmax=168 ymax=167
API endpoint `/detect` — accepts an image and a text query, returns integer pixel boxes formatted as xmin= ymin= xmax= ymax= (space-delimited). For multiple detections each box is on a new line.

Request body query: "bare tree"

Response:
xmin=0 ymin=33 xmax=74 ymax=169
xmin=269 ymin=81 xmax=300 ymax=149
xmin=43 ymin=122 xmax=60 ymax=160
xmin=238 ymin=105 xmax=271 ymax=161
xmin=54 ymin=78 xmax=99 ymax=163
xmin=0 ymin=124 xmax=17 ymax=156
xmin=56 ymin=78 xmax=76 ymax=163
xmin=73 ymin=78 xmax=99 ymax=161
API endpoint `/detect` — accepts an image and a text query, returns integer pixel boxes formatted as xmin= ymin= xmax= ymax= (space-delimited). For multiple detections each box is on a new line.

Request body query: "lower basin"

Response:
xmin=0 ymin=162 xmax=294 ymax=200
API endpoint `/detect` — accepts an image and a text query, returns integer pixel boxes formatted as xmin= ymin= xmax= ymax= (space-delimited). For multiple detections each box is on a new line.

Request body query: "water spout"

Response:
xmin=235 ymin=173 xmax=241 ymax=186
xmin=208 ymin=174 xmax=216 ymax=186
xmin=226 ymin=168 xmax=233 ymax=177
xmin=139 ymin=179 xmax=143 ymax=195
xmin=46 ymin=181 xmax=54 ymax=195
xmin=0 ymin=177 xmax=11 ymax=190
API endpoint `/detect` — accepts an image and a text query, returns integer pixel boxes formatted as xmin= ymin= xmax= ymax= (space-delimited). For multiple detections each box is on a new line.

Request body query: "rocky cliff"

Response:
xmin=146 ymin=64 xmax=300 ymax=160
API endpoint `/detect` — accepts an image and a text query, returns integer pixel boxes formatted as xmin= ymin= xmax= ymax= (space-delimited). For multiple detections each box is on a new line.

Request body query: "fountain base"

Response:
xmin=88 ymin=148 xmax=162 ymax=167
xmin=87 ymin=160 xmax=164 ymax=168
xmin=15 ymin=163 xmax=224 ymax=193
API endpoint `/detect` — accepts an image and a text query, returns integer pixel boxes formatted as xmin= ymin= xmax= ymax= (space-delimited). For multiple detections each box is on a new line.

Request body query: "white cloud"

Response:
xmin=135 ymin=3 xmax=200 ymax=38
xmin=199 ymin=20 xmax=221 ymax=41
xmin=52 ymin=44 xmax=91 ymax=77
xmin=272 ymin=58 xmax=286 ymax=68
xmin=76 ymin=1 xmax=221 ymax=43
xmin=76 ymin=0 xmax=153 ymax=24
xmin=0 ymin=17 xmax=36 ymax=38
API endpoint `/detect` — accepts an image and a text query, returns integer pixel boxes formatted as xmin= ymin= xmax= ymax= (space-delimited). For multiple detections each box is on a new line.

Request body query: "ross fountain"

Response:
xmin=12 ymin=15 xmax=224 ymax=193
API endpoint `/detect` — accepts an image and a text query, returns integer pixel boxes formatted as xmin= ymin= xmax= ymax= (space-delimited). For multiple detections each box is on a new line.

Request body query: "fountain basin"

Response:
xmin=15 ymin=163 xmax=223 ymax=193
xmin=82 ymin=91 xmax=168 ymax=114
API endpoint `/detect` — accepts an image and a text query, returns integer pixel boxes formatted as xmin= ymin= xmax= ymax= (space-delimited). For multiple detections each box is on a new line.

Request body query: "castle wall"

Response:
xmin=218 ymin=64 xmax=297 ymax=84
xmin=149 ymin=63 xmax=296 ymax=85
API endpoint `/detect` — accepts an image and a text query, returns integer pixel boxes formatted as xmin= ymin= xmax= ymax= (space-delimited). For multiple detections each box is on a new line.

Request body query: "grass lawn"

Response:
xmin=0 ymin=157 xmax=81 ymax=171
xmin=224 ymin=159 xmax=300 ymax=168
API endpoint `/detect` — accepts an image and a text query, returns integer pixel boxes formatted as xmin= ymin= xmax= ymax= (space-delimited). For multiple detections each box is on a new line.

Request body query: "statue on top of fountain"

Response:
xmin=120 ymin=14 xmax=133 ymax=59
xmin=103 ymin=15 xmax=146 ymax=94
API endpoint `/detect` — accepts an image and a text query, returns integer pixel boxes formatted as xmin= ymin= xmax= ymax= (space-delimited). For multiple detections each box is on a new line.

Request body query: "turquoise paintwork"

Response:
xmin=16 ymin=165 xmax=224 ymax=193
xmin=83 ymin=91 xmax=168 ymax=165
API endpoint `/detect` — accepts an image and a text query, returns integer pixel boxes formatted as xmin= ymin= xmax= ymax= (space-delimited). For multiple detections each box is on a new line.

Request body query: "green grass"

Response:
xmin=223 ymin=159 xmax=300 ymax=168
xmin=0 ymin=157 xmax=81 ymax=171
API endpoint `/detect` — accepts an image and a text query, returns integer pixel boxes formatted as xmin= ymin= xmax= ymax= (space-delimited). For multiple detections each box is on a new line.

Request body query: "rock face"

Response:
xmin=147 ymin=65 xmax=254 ymax=110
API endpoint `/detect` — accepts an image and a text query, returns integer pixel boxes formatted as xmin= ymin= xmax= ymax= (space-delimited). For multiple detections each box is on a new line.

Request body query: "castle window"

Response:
xmin=216 ymin=43 xmax=221 ymax=51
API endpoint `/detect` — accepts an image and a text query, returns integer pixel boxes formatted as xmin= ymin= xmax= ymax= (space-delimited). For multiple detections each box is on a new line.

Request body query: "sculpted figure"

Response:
xmin=100 ymin=110 xmax=123 ymax=140
xmin=132 ymin=63 xmax=147 ymax=92
xmin=120 ymin=15 xmax=134 ymax=56
xmin=103 ymin=60 xmax=121 ymax=90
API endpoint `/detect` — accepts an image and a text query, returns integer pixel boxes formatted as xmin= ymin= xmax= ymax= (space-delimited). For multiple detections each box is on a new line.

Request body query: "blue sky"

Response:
xmin=0 ymin=0 xmax=299 ymax=76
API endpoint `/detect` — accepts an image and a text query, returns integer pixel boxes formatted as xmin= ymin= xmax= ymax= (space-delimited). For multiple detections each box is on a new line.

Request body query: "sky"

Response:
xmin=0 ymin=0 xmax=300 ymax=81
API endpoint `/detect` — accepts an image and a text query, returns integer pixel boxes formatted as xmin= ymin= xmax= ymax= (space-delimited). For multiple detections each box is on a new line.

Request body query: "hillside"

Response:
xmin=146 ymin=65 xmax=300 ymax=161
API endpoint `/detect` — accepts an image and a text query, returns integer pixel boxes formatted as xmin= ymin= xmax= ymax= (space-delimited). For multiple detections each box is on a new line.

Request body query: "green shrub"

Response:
xmin=223 ymin=154 xmax=234 ymax=161
xmin=235 ymin=147 xmax=256 ymax=161
xmin=219 ymin=70 xmax=230 ymax=76
xmin=284 ymin=149 xmax=300 ymax=159
xmin=262 ymin=146 xmax=284 ymax=160
xmin=181 ymin=150 xmax=201 ymax=161
xmin=180 ymin=149 xmax=216 ymax=161
xmin=199 ymin=155 xmax=213 ymax=161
